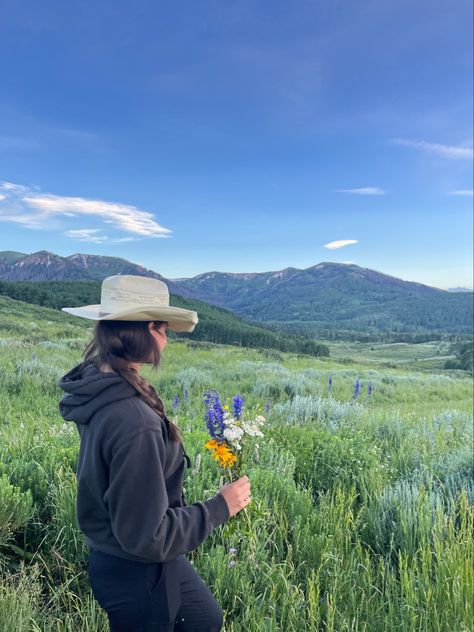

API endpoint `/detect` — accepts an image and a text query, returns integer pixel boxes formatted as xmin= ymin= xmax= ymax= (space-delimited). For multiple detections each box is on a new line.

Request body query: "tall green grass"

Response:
xmin=0 ymin=312 xmax=472 ymax=631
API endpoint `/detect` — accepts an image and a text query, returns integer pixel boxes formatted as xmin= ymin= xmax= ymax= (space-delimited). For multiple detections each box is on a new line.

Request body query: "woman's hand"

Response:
xmin=218 ymin=475 xmax=251 ymax=518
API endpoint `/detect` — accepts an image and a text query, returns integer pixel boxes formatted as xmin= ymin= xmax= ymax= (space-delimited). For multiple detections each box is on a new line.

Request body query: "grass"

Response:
xmin=0 ymin=299 xmax=472 ymax=631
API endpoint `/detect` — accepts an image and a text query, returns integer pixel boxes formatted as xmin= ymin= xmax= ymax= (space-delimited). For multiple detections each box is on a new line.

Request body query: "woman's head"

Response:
xmin=84 ymin=319 xmax=169 ymax=370
xmin=81 ymin=319 xmax=182 ymax=443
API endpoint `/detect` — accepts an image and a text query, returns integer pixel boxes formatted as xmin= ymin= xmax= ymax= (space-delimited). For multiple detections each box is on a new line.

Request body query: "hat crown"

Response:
xmin=100 ymin=275 xmax=169 ymax=315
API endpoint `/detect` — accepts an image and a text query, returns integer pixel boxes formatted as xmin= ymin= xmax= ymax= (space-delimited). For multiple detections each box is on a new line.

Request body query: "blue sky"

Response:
xmin=0 ymin=0 xmax=472 ymax=289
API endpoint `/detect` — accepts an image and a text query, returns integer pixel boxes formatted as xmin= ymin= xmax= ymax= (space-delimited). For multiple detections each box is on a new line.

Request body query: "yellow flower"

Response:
xmin=204 ymin=439 xmax=237 ymax=468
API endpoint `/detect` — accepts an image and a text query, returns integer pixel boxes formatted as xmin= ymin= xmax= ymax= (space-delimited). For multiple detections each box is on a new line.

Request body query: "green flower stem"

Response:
xmin=226 ymin=460 xmax=255 ymax=552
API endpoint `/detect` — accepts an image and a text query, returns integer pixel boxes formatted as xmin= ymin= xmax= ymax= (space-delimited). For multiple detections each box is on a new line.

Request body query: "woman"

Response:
xmin=57 ymin=274 xmax=251 ymax=632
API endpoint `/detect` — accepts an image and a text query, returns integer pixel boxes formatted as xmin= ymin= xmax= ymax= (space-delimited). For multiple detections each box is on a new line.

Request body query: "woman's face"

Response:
xmin=149 ymin=321 xmax=169 ymax=353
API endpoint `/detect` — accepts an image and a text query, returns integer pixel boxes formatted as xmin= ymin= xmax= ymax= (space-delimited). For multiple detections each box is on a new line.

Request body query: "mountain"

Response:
xmin=0 ymin=250 xmax=183 ymax=294
xmin=1 ymin=251 xmax=472 ymax=336
xmin=171 ymin=262 xmax=474 ymax=335
xmin=448 ymin=287 xmax=473 ymax=293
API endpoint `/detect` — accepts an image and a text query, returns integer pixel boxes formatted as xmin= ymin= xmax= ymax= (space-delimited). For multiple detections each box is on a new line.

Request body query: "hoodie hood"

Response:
xmin=58 ymin=362 xmax=138 ymax=425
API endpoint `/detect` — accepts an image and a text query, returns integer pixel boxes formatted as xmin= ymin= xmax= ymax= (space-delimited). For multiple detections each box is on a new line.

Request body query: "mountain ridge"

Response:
xmin=1 ymin=250 xmax=472 ymax=335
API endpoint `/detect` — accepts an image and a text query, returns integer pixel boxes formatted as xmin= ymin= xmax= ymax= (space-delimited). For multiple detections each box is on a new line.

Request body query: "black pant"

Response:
xmin=87 ymin=549 xmax=224 ymax=631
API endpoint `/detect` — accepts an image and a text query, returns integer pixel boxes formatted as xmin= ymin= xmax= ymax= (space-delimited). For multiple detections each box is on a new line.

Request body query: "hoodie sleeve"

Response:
xmin=104 ymin=428 xmax=230 ymax=562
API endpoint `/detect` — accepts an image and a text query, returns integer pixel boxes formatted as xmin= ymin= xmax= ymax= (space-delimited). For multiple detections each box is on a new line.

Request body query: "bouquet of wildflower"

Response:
xmin=203 ymin=390 xmax=265 ymax=483
xmin=202 ymin=390 xmax=265 ymax=566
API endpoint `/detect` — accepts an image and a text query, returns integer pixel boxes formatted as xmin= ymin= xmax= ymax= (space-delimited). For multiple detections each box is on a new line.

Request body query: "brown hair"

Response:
xmin=81 ymin=319 xmax=183 ymax=444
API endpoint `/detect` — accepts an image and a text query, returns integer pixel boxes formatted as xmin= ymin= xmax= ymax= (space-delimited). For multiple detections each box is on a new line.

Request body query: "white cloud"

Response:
xmin=448 ymin=189 xmax=474 ymax=196
xmin=392 ymin=138 xmax=473 ymax=159
xmin=0 ymin=181 xmax=172 ymax=238
xmin=324 ymin=239 xmax=358 ymax=249
xmin=65 ymin=229 xmax=108 ymax=243
xmin=0 ymin=181 xmax=29 ymax=192
xmin=336 ymin=187 xmax=386 ymax=195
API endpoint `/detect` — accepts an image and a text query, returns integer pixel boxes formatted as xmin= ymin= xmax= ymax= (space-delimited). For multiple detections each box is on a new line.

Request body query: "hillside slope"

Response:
xmin=0 ymin=284 xmax=329 ymax=357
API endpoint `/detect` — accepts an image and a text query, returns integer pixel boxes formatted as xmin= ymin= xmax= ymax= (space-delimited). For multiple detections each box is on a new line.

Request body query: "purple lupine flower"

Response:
xmin=203 ymin=390 xmax=226 ymax=439
xmin=328 ymin=375 xmax=333 ymax=393
xmin=367 ymin=382 xmax=373 ymax=396
xmin=172 ymin=394 xmax=180 ymax=410
xmin=352 ymin=379 xmax=360 ymax=401
xmin=232 ymin=395 xmax=244 ymax=420
xmin=265 ymin=402 xmax=270 ymax=414
xmin=229 ymin=546 xmax=237 ymax=566
xmin=184 ymin=388 xmax=189 ymax=403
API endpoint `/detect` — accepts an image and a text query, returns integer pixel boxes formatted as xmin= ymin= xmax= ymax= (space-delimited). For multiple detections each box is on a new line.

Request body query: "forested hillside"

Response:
xmin=0 ymin=282 xmax=329 ymax=358
xmin=172 ymin=262 xmax=473 ymax=335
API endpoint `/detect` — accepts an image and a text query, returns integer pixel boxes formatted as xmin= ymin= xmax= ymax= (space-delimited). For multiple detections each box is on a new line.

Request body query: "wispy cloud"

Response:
xmin=448 ymin=189 xmax=474 ymax=196
xmin=324 ymin=239 xmax=358 ymax=249
xmin=65 ymin=229 xmax=108 ymax=244
xmin=0 ymin=181 xmax=172 ymax=238
xmin=336 ymin=187 xmax=386 ymax=195
xmin=391 ymin=138 xmax=473 ymax=160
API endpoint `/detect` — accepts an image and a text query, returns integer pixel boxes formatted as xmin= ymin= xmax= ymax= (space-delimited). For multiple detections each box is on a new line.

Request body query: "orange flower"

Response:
xmin=205 ymin=439 xmax=237 ymax=467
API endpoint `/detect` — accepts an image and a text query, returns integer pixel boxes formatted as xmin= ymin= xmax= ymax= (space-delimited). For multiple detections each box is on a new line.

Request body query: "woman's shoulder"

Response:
xmin=93 ymin=396 xmax=167 ymax=448
xmin=128 ymin=396 xmax=167 ymax=434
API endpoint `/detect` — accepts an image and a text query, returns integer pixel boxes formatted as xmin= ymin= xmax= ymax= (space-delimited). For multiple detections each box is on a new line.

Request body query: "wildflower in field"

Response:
xmin=265 ymin=402 xmax=271 ymax=414
xmin=192 ymin=453 xmax=202 ymax=475
xmin=228 ymin=546 xmax=237 ymax=568
xmin=328 ymin=374 xmax=333 ymax=394
xmin=233 ymin=395 xmax=244 ymax=420
xmin=368 ymin=382 xmax=373 ymax=396
xmin=352 ymin=378 xmax=360 ymax=401
xmin=172 ymin=394 xmax=180 ymax=410
xmin=184 ymin=388 xmax=189 ymax=403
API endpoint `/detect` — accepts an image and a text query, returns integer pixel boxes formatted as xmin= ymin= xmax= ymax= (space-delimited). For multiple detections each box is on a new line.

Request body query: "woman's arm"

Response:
xmin=104 ymin=428 xmax=230 ymax=562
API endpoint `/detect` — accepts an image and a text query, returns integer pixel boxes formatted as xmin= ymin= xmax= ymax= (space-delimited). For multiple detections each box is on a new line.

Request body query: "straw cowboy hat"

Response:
xmin=61 ymin=274 xmax=198 ymax=333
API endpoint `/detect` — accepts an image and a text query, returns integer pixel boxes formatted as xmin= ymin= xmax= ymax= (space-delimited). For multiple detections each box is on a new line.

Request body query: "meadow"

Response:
xmin=0 ymin=298 xmax=473 ymax=631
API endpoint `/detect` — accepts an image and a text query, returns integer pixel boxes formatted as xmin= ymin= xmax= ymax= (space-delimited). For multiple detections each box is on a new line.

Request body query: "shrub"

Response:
xmin=0 ymin=476 xmax=34 ymax=551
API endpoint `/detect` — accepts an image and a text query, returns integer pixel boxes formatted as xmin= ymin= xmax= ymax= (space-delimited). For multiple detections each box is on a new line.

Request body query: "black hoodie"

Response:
xmin=58 ymin=362 xmax=230 ymax=563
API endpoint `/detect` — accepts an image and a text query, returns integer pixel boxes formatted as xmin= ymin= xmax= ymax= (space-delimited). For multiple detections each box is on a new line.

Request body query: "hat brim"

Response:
xmin=61 ymin=304 xmax=198 ymax=333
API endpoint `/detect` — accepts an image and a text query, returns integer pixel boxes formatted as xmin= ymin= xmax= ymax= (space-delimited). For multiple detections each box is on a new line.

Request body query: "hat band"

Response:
xmin=101 ymin=286 xmax=169 ymax=312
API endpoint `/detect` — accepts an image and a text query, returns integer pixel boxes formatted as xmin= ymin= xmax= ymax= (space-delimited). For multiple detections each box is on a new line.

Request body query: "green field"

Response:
xmin=0 ymin=298 xmax=473 ymax=631
xmin=327 ymin=339 xmax=459 ymax=371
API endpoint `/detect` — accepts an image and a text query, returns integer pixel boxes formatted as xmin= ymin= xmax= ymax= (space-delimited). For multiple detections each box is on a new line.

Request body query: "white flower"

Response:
xmin=242 ymin=422 xmax=264 ymax=437
xmin=255 ymin=415 xmax=266 ymax=425
xmin=223 ymin=426 xmax=244 ymax=442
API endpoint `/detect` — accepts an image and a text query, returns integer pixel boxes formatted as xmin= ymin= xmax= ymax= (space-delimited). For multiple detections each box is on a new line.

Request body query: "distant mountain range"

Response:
xmin=1 ymin=250 xmax=472 ymax=336
xmin=0 ymin=249 xmax=183 ymax=295
xmin=448 ymin=287 xmax=473 ymax=293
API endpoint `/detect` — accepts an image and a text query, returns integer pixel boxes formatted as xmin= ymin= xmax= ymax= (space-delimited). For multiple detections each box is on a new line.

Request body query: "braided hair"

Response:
xmin=81 ymin=319 xmax=183 ymax=444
